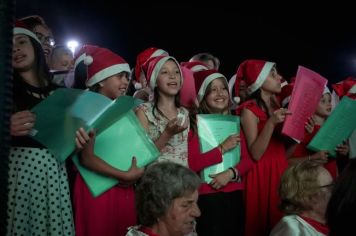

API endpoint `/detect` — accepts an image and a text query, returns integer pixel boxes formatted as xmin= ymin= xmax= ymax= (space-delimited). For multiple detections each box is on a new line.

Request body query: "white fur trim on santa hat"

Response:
xmin=134 ymin=82 xmax=143 ymax=90
xmin=151 ymin=49 xmax=167 ymax=58
xmin=149 ymin=56 xmax=182 ymax=89
xmin=228 ymin=74 xmax=238 ymax=104
xmin=247 ymin=61 xmax=275 ymax=95
xmin=83 ymin=55 xmax=93 ymax=65
xmin=74 ymin=53 xmax=86 ymax=69
xmin=14 ymin=27 xmax=41 ymax=44
xmin=323 ymin=86 xmax=331 ymax=94
xmin=197 ymin=72 xmax=227 ymax=102
xmin=349 ymin=84 xmax=356 ymax=94
xmin=191 ymin=64 xmax=208 ymax=72
xmin=86 ymin=63 xmax=130 ymax=87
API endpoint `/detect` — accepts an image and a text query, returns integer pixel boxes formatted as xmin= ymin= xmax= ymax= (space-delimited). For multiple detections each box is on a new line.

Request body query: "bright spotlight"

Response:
xmin=67 ymin=40 xmax=79 ymax=56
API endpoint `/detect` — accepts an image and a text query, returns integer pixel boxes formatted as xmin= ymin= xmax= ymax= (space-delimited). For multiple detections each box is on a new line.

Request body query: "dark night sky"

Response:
xmin=16 ymin=1 xmax=356 ymax=84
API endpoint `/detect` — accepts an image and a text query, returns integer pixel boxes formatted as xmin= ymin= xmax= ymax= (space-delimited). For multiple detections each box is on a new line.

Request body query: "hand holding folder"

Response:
xmin=30 ymin=88 xmax=142 ymax=162
xmin=72 ymin=110 xmax=160 ymax=197
xmin=282 ymin=66 xmax=327 ymax=142
xmin=197 ymin=114 xmax=240 ymax=183
xmin=307 ymin=96 xmax=356 ymax=157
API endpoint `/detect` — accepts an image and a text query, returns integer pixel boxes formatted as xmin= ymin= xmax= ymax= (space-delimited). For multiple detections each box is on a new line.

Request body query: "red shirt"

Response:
xmin=140 ymin=226 xmax=160 ymax=236
xmin=299 ymin=215 xmax=329 ymax=235
xmin=188 ymin=129 xmax=253 ymax=195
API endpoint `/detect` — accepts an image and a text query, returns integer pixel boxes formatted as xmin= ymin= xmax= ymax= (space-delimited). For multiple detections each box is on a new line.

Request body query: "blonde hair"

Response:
xmin=279 ymin=160 xmax=325 ymax=214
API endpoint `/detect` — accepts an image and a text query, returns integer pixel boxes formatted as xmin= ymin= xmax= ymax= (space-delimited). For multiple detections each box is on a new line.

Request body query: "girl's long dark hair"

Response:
xmin=152 ymin=87 xmax=181 ymax=119
xmin=13 ymin=36 xmax=51 ymax=87
xmin=248 ymin=89 xmax=268 ymax=114
xmin=247 ymin=88 xmax=280 ymax=117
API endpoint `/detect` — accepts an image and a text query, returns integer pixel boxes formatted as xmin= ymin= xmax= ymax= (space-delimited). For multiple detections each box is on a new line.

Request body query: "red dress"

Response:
xmin=238 ymin=101 xmax=288 ymax=236
xmin=293 ymin=124 xmax=338 ymax=179
xmin=73 ymin=173 xmax=136 ymax=236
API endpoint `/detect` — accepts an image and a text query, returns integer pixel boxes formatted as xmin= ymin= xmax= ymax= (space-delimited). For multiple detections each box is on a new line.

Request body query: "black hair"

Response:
xmin=13 ymin=36 xmax=51 ymax=87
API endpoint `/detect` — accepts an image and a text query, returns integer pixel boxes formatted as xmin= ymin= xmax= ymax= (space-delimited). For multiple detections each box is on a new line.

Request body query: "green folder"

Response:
xmin=307 ymin=96 xmax=356 ymax=157
xmin=72 ymin=110 xmax=160 ymax=197
xmin=30 ymin=88 xmax=143 ymax=162
xmin=197 ymin=114 xmax=240 ymax=183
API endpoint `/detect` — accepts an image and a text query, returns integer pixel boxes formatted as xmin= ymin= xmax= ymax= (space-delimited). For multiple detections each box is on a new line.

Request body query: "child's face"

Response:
xmin=261 ymin=67 xmax=282 ymax=94
xmin=315 ymin=93 xmax=332 ymax=118
xmin=205 ymin=78 xmax=229 ymax=113
xmin=99 ymin=72 xmax=129 ymax=99
xmin=156 ymin=60 xmax=182 ymax=96
xmin=52 ymin=53 xmax=73 ymax=71
xmin=12 ymin=35 xmax=35 ymax=71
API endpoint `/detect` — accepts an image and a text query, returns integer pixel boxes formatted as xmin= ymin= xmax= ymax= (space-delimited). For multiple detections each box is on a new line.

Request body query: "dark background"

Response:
xmin=16 ymin=1 xmax=356 ymax=84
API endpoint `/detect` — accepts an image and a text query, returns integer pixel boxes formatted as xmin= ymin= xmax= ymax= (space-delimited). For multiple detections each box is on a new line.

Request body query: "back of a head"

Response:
xmin=279 ymin=160 xmax=327 ymax=214
xmin=49 ymin=45 xmax=73 ymax=71
xmin=135 ymin=162 xmax=200 ymax=227
xmin=19 ymin=15 xmax=47 ymax=30
xmin=189 ymin=52 xmax=220 ymax=70
xmin=327 ymin=159 xmax=356 ymax=235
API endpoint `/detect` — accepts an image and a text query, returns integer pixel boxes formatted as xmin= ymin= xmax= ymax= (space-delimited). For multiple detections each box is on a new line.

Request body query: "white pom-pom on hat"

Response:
xmin=233 ymin=97 xmax=240 ymax=104
xmin=84 ymin=55 xmax=93 ymax=65
xmin=134 ymin=82 xmax=143 ymax=90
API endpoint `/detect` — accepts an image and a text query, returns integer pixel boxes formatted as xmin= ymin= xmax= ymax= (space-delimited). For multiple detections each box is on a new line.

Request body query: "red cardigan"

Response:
xmin=188 ymin=129 xmax=254 ymax=195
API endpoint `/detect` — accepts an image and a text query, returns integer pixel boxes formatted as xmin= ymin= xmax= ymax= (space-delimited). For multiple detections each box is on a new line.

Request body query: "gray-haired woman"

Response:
xmin=126 ymin=162 xmax=201 ymax=236
xmin=270 ymin=160 xmax=332 ymax=236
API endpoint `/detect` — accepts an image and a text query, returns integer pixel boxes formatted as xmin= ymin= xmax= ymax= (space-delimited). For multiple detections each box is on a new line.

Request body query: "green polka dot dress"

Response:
xmin=6 ymin=147 xmax=74 ymax=235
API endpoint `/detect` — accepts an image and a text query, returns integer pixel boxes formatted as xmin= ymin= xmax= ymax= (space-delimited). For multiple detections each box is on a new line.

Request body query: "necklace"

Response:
xmin=157 ymin=107 xmax=178 ymax=121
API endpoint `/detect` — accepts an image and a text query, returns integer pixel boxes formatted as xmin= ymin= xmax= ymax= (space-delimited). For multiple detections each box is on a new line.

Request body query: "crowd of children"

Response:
xmin=6 ymin=16 xmax=356 ymax=236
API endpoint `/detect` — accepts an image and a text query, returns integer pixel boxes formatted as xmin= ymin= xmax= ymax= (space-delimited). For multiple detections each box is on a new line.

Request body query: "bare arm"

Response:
xmin=241 ymin=108 xmax=275 ymax=161
xmin=241 ymin=108 xmax=291 ymax=161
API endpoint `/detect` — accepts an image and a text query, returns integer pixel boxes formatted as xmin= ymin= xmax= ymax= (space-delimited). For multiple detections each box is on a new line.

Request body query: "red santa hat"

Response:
xmin=193 ymin=69 xmax=227 ymax=102
xmin=228 ymin=73 xmax=240 ymax=106
xmin=84 ymin=47 xmax=130 ymax=87
xmin=13 ymin=20 xmax=41 ymax=44
xmin=235 ymin=59 xmax=275 ymax=97
xmin=142 ymin=55 xmax=182 ymax=89
xmin=332 ymin=77 xmax=356 ymax=98
xmin=180 ymin=61 xmax=209 ymax=72
xmin=73 ymin=44 xmax=99 ymax=69
xmin=134 ymin=47 xmax=168 ymax=89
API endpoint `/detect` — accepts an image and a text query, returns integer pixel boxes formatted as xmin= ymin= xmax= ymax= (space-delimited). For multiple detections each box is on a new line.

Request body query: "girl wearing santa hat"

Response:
xmin=74 ymin=47 xmax=144 ymax=236
xmin=179 ymin=61 xmax=209 ymax=109
xmin=187 ymin=69 xmax=253 ymax=236
xmin=235 ymin=59 xmax=290 ymax=236
xmin=288 ymin=87 xmax=349 ymax=179
xmin=136 ymin=55 xmax=189 ymax=166
xmin=7 ymin=21 xmax=74 ymax=235
xmin=132 ymin=47 xmax=168 ymax=102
